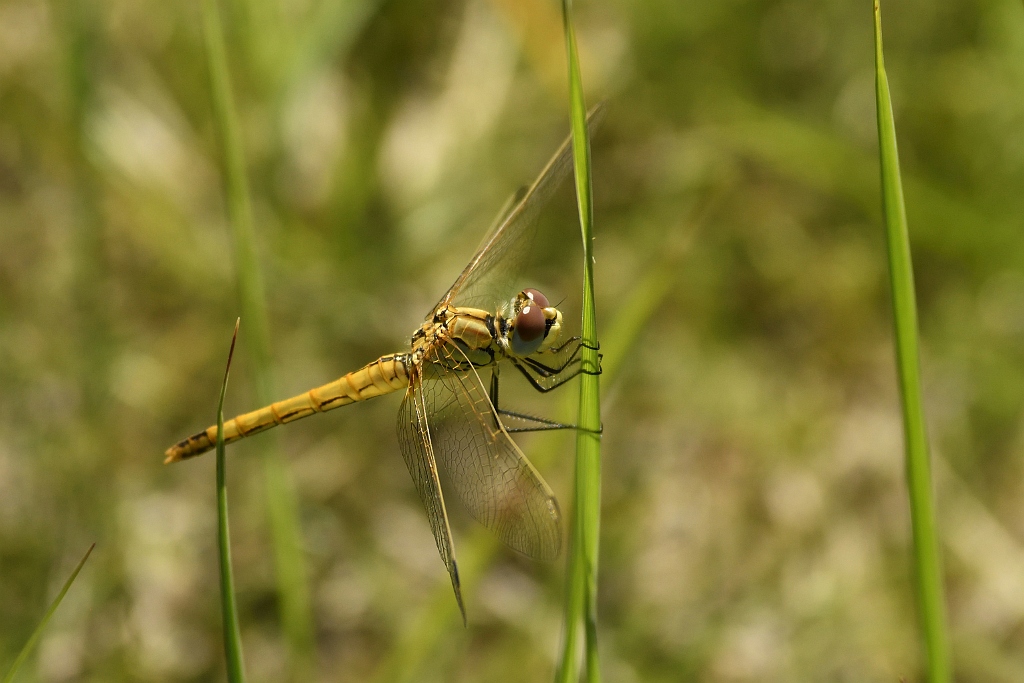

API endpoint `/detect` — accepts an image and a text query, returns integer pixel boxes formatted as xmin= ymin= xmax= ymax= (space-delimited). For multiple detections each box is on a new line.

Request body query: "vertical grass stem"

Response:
xmin=557 ymin=1 xmax=602 ymax=681
xmin=200 ymin=2 xmax=315 ymax=678
xmin=873 ymin=3 xmax=952 ymax=681
xmin=216 ymin=320 xmax=247 ymax=683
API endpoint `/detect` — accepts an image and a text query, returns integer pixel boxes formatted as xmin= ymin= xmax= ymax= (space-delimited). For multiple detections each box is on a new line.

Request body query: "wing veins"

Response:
xmin=435 ymin=103 xmax=606 ymax=312
xmin=425 ymin=341 xmax=561 ymax=560
xmin=398 ymin=374 xmax=466 ymax=622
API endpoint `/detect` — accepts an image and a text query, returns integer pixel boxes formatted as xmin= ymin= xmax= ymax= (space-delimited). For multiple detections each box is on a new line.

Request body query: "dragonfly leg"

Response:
xmin=548 ymin=335 xmax=600 ymax=355
xmin=528 ymin=351 xmax=581 ymax=376
xmin=490 ymin=368 xmax=601 ymax=434
xmin=488 ymin=369 xmax=503 ymax=431
xmin=524 ymin=354 xmax=603 ymax=378
xmin=511 ymin=356 xmax=600 ymax=393
xmin=531 ymin=339 xmax=602 ymax=377
xmin=518 ymin=342 xmax=603 ymax=388
xmin=497 ymin=408 xmax=602 ymax=435
xmin=522 ymin=355 xmax=578 ymax=378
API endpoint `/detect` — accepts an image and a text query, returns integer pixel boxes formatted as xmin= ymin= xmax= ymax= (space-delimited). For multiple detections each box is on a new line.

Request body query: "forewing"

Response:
xmin=434 ymin=103 xmax=606 ymax=313
xmin=422 ymin=342 xmax=561 ymax=560
xmin=396 ymin=377 xmax=466 ymax=620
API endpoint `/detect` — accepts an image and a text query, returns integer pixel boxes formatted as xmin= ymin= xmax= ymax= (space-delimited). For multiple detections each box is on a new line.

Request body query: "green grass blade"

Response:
xmin=200 ymin=2 xmax=315 ymax=678
xmin=873 ymin=3 xmax=952 ymax=682
xmin=58 ymin=0 xmax=112 ymax=424
xmin=557 ymin=2 xmax=602 ymax=682
xmin=2 ymin=543 xmax=94 ymax=683
xmin=216 ymin=319 xmax=247 ymax=683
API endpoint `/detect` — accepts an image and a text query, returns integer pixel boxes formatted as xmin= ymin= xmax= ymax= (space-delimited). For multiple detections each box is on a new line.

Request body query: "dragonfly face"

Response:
xmin=503 ymin=288 xmax=564 ymax=358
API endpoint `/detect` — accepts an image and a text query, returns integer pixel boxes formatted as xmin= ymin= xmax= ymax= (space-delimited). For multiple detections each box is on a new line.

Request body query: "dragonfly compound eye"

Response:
xmin=523 ymin=288 xmax=550 ymax=308
xmin=511 ymin=305 xmax=546 ymax=356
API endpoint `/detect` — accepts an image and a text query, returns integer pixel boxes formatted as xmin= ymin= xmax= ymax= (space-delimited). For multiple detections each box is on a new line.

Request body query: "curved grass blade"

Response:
xmin=200 ymin=2 xmax=315 ymax=678
xmin=557 ymin=2 xmax=602 ymax=681
xmin=873 ymin=3 xmax=951 ymax=682
xmin=2 ymin=543 xmax=94 ymax=683
xmin=216 ymin=319 xmax=247 ymax=683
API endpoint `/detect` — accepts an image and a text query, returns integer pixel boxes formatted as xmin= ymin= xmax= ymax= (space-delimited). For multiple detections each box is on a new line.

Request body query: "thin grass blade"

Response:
xmin=2 ymin=543 xmax=94 ymax=683
xmin=557 ymin=2 xmax=602 ymax=681
xmin=216 ymin=319 xmax=247 ymax=683
xmin=200 ymin=2 xmax=315 ymax=678
xmin=873 ymin=3 xmax=951 ymax=682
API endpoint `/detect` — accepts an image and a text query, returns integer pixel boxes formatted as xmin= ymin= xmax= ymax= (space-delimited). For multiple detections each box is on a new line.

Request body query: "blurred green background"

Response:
xmin=3 ymin=0 xmax=1024 ymax=680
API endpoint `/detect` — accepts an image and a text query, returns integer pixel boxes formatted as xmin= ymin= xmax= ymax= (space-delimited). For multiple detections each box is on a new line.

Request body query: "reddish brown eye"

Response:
xmin=523 ymin=288 xmax=550 ymax=309
xmin=514 ymin=305 xmax=546 ymax=342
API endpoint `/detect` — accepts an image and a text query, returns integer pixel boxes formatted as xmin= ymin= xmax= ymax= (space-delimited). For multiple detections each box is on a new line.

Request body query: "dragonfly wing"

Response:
xmin=434 ymin=103 xmax=606 ymax=313
xmin=397 ymin=376 xmax=466 ymax=621
xmin=422 ymin=342 xmax=561 ymax=560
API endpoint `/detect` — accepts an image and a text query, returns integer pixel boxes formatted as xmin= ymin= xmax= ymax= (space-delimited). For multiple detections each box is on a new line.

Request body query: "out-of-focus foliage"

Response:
xmin=2 ymin=0 xmax=1024 ymax=681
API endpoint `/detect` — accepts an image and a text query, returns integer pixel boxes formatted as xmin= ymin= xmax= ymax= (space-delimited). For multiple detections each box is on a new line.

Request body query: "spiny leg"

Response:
xmin=548 ymin=335 xmax=600 ymax=355
xmin=523 ymin=354 xmax=580 ymax=377
xmin=538 ymin=338 xmax=585 ymax=372
xmin=487 ymin=366 xmax=598 ymax=436
xmin=498 ymin=408 xmax=602 ymax=435
xmin=512 ymin=353 xmax=601 ymax=394
xmin=528 ymin=338 xmax=603 ymax=379
xmin=488 ymin=369 xmax=502 ymax=431
xmin=522 ymin=353 xmax=604 ymax=379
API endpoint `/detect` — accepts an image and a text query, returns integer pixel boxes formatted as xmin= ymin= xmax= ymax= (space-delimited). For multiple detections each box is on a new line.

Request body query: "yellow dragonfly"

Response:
xmin=165 ymin=110 xmax=601 ymax=620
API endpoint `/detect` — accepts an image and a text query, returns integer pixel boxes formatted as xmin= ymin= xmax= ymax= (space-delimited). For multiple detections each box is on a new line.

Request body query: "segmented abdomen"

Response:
xmin=164 ymin=354 xmax=410 ymax=463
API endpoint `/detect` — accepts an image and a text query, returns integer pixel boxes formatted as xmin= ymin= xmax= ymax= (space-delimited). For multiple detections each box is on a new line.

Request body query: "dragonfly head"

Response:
xmin=508 ymin=288 xmax=563 ymax=357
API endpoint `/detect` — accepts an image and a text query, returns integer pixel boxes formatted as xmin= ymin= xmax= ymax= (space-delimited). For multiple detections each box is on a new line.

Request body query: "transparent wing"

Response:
xmin=421 ymin=341 xmax=561 ymax=560
xmin=396 ymin=376 xmax=466 ymax=621
xmin=434 ymin=103 xmax=606 ymax=314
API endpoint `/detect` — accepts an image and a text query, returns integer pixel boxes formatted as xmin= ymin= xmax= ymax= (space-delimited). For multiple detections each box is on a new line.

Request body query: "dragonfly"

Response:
xmin=165 ymin=108 xmax=602 ymax=621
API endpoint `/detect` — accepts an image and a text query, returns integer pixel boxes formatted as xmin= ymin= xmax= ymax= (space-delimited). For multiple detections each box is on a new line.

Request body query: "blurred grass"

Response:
xmin=215 ymin=320 xmax=246 ymax=683
xmin=873 ymin=3 xmax=951 ymax=681
xmin=60 ymin=0 xmax=111 ymax=424
xmin=556 ymin=1 xmax=602 ymax=681
xmin=707 ymin=96 xmax=1010 ymax=266
xmin=2 ymin=544 xmax=93 ymax=683
xmin=201 ymin=1 xmax=314 ymax=678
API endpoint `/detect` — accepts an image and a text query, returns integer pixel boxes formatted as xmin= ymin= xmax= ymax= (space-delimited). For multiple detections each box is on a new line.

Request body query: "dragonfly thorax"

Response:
xmin=410 ymin=290 xmax=564 ymax=372
xmin=410 ymin=304 xmax=494 ymax=370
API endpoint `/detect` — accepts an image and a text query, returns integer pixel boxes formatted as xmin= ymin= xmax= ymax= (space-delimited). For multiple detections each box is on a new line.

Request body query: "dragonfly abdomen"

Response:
xmin=164 ymin=354 xmax=411 ymax=463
